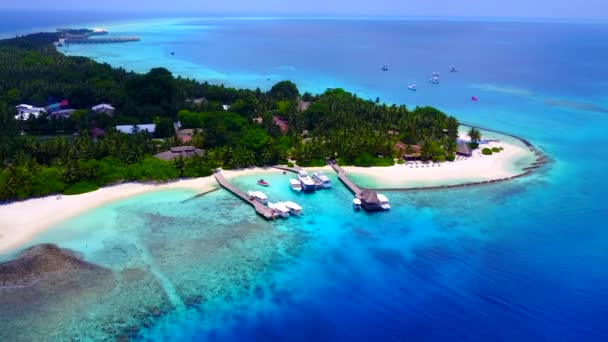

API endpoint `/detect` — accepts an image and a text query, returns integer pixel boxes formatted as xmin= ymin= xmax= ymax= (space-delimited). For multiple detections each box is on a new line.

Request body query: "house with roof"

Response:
xmin=176 ymin=128 xmax=196 ymax=143
xmin=15 ymin=104 xmax=46 ymax=120
xmin=297 ymin=100 xmax=311 ymax=112
xmin=272 ymin=116 xmax=288 ymax=134
xmin=115 ymin=124 xmax=156 ymax=135
xmin=394 ymin=142 xmax=422 ymax=160
xmin=456 ymin=142 xmax=473 ymax=157
xmin=92 ymin=103 xmax=115 ymax=116
xmin=154 ymin=146 xmax=205 ymax=161
xmin=358 ymin=190 xmax=382 ymax=211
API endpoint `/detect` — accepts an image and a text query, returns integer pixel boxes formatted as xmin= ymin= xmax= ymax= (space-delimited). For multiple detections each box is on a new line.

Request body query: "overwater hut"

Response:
xmin=154 ymin=146 xmax=205 ymax=161
xmin=456 ymin=142 xmax=473 ymax=157
xmin=358 ymin=190 xmax=382 ymax=211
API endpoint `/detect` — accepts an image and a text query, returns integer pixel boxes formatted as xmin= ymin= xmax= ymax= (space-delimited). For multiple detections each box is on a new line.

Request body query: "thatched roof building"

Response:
xmin=359 ymin=190 xmax=382 ymax=211
xmin=154 ymin=146 xmax=205 ymax=161
xmin=456 ymin=142 xmax=473 ymax=157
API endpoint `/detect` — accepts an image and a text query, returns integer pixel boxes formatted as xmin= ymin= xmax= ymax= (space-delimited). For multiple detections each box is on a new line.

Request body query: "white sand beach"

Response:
xmin=0 ymin=168 xmax=266 ymax=254
xmin=0 ymin=128 xmax=538 ymax=255
xmin=344 ymin=129 xmax=538 ymax=189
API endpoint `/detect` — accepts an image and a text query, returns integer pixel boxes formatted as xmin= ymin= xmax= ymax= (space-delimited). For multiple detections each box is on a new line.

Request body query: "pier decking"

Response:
xmin=213 ymin=171 xmax=278 ymax=220
xmin=328 ymin=162 xmax=362 ymax=196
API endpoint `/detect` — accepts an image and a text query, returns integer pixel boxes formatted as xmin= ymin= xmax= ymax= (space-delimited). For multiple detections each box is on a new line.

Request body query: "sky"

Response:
xmin=2 ymin=0 xmax=607 ymax=20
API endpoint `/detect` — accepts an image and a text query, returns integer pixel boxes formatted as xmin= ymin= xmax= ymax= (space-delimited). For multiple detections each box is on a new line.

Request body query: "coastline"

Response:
xmin=0 ymin=168 xmax=265 ymax=255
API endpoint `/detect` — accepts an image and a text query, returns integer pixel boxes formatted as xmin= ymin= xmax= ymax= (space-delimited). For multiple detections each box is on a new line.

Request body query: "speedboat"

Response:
xmin=269 ymin=202 xmax=290 ymax=218
xmin=311 ymin=172 xmax=332 ymax=189
xmin=353 ymin=198 xmax=362 ymax=211
xmin=257 ymin=179 xmax=269 ymax=186
xmin=432 ymin=72 xmax=440 ymax=77
xmin=408 ymin=85 xmax=417 ymax=91
xmin=449 ymin=66 xmax=458 ymax=72
xmin=248 ymin=190 xmax=268 ymax=204
xmin=297 ymin=170 xmax=316 ymax=191
xmin=429 ymin=77 xmax=440 ymax=84
xmin=289 ymin=179 xmax=302 ymax=192
xmin=381 ymin=64 xmax=388 ymax=71
xmin=377 ymin=194 xmax=391 ymax=210
xmin=283 ymin=201 xmax=303 ymax=215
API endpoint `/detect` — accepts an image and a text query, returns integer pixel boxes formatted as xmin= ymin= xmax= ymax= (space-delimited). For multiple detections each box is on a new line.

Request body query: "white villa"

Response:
xmin=92 ymin=103 xmax=115 ymax=115
xmin=15 ymin=104 xmax=46 ymax=120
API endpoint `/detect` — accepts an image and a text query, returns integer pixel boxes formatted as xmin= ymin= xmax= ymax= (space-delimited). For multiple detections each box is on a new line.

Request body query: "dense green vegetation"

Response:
xmin=0 ymin=33 xmax=461 ymax=201
xmin=482 ymin=148 xmax=493 ymax=155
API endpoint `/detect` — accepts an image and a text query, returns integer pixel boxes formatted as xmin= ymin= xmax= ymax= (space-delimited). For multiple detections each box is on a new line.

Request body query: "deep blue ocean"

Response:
xmin=1 ymin=11 xmax=607 ymax=341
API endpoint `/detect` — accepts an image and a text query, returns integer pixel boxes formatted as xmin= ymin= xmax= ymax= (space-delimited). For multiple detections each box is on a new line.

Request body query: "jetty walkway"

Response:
xmin=213 ymin=171 xmax=278 ymax=220
xmin=328 ymin=162 xmax=362 ymax=196
xmin=64 ymin=37 xmax=140 ymax=44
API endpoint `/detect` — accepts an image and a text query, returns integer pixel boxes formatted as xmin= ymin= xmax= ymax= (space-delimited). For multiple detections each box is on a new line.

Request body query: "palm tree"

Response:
xmin=468 ymin=127 xmax=481 ymax=142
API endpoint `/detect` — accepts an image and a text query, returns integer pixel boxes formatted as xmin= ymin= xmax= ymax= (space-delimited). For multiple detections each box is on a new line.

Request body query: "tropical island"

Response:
xmin=0 ymin=31 xmax=542 ymax=205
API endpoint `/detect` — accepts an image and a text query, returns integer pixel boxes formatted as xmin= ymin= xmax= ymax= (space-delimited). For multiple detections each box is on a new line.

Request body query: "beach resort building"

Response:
xmin=359 ymin=190 xmax=382 ymax=211
xmin=14 ymin=104 xmax=46 ymax=120
xmin=456 ymin=142 xmax=473 ymax=157
xmin=176 ymin=128 xmax=196 ymax=143
xmin=91 ymin=103 xmax=115 ymax=116
xmin=297 ymin=100 xmax=311 ymax=112
xmin=154 ymin=146 xmax=205 ymax=161
xmin=115 ymin=124 xmax=156 ymax=135
xmin=394 ymin=142 xmax=422 ymax=160
xmin=272 ymin=116 xmax=288 ymax=134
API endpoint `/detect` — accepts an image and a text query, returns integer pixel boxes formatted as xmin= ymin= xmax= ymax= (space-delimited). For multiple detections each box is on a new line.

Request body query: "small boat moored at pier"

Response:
xmin=378 ymin=194 xmax=391 ymax=210
xmin=283 ymin=201 xmax=303 ymax=215
xmin=269 ymin=202 xmax=290 ymax=218
xmin=289 ymin=179 xmax=302 ymax=192
xmin=312 ymin=172 xmax=332 ymax=189
xmin=353 ymin=198 xmax=362 ymax=211
xmin=297 ymin=170 xmax=316 ymax=191
xmin=248 ymin=190 xmax=268 ymax=204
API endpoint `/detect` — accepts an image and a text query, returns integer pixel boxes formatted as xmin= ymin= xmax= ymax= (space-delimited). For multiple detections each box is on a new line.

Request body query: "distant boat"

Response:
xmin=257 ymin=179 xmax=269 ymax=186
xmin=408 ymin=84 xmax=417 ymax=91
xmin=432 ymin=72 xmax=440 ymax=77
xmin=378 ymin=194 xmax=391 ymax=210
xmin=311 ymin=172 xmax=332 ymax=189
xmin=471 ymin=96 xmax=478 ymax=101
xmin=170 ymin=52 xmax=175 ymax=55
xmin=449 ymin=66 xmax=458 ymax=72
xmin=381 ymin=64 xmax=389 ymax=71
xmin=429 ymin=77 xmax=440 ymax=84
xmin=289 ymin=178 xmax=302 ymax=192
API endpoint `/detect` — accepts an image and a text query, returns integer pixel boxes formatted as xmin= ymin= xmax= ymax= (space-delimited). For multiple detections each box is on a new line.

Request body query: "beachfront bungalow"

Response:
xmin=358 ymin=190 xmax=382 ymax=211
xmin=394 ymin=142 xmax=422 ymax=161
xmin=272 ymin=116 xmax=288 ymax=134
xmin=14 ymin=104 xmax=46 ymax=120
xmin=154 ymin=146 xmax=205 ymax=161
xmin=115 ymin=124 xmax=156 ymax=135
xmin=91 ymin=103 xmax=115 ymax=116
xmin=456 ymin=142 xmax=473 ymax=157
xmin=51 ymin=109 xmax=76 ymax=118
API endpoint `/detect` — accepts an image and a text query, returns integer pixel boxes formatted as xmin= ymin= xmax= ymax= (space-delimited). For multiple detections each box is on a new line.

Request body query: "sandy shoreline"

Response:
xmin=0 ymin=127 xmax=538 ymax=255
xmin=344 ymin=130 xmax=537 ymax=189
xmin=0 ymin=168 xmax=265 ymax=254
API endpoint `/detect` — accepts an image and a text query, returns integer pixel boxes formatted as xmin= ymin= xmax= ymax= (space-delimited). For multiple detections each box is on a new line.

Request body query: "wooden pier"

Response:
xmin=272 ymin=165 xmax=301 ymax=173
xmin=328 ymin=162 xmax=362 ymax=196
xmin=213 ymin=171 xmax=278 ymax=220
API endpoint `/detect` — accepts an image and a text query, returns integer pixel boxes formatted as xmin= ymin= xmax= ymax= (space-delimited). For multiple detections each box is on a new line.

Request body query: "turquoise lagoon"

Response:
xmin=1 ymin=15 xmax=608 ymax=340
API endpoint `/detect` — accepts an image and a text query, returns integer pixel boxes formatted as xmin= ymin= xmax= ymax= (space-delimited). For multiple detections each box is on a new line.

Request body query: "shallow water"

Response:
xmin=1 ymin=15 xmax=608 ymax=341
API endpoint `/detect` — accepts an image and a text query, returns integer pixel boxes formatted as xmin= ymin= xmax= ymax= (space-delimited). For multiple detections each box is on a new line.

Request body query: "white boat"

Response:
xmin=297 ymin=170 xmax=316 ymax=191
xmin=429 ymin=77 xmax=440 ymax=84
xmin=311 ymin=172 xmax=332 ymax=189
xmin=283 ymin=201 xmax=303 ymax=215
xmin=353 ymin=198 xmax=362 ymax=211
xmin=408 ymin=84 xmax=417 ymax=91
xmin=269 ymin=202 xmax=290 ymax=218
xmin=449 ymin=66 xmax=458 ymax=72
xmin=248 ymin=190 xmax=268 ymax=204
xmin=377 ymin=194 xmax=391 ymax=210
xmin=432 ymin=72 xmax=440 ymax=77
xmin=289 ymin=178 xmax=302 ymax=192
